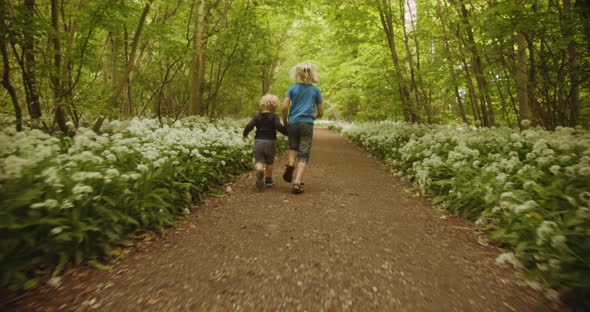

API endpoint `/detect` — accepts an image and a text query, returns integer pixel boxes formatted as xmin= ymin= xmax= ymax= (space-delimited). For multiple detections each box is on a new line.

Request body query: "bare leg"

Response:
xmin=265 ymin=164 xmax=273 ymax=178
xmin=255 ymin=162 xmax=265 ymax=171
xmin=287 ymin=149 xmax=297 ymax=167
xmin=293 ymin=161 xmax=306 ymax=184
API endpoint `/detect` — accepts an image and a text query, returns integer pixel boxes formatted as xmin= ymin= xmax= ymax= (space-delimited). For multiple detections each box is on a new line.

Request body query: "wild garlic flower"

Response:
xmin=536 ymin=221 xmax=558 ymax=245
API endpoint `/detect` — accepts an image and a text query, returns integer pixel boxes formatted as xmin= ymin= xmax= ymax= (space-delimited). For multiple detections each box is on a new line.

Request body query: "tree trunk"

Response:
xmin=456 ymin=0 xmax=495 ymax=126
xmin=436 ymin=0 xmax=469 ymax=124
xmin=51 ymin=0 xmax=68 ymax=133
xmin=526 ymin=30 xmax=541 ymax=126
xmin=0 ymin=2 xmax=22 ymax=131
xmin=564 ymin=0 xmax=579 ymax=127
xmin=515 ymin=28 xmax=530 ymax=125
xmin=22 ymin=0 xmax=42 ymax=119
xmin=107 ymin=0 xmax=153 ymax=112
xmin=190 ymin=0 xmax=206 ymax=115
xmin=375 ymin=0 xmax=417 ymax=122
xmin=461 ymin=57 xmax=482 ymax=125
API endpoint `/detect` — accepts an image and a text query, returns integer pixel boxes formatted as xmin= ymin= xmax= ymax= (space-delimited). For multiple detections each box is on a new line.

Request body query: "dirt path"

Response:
xmin=11 ymin=128 xmax=562 ymax=311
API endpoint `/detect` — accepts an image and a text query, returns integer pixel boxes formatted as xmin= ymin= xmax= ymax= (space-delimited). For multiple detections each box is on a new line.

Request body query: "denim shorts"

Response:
xmin=254 ymin=139 xmax=276 ymax=164
xmin=287 ymin=122 xmax=313 ymax=163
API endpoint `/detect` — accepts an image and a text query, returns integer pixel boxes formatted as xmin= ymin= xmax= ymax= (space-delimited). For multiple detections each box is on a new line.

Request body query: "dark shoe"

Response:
xmin=292 ymin=183 xmax=304 ymax=195
xmin=256 ymin=170 xmax=264 ymax=191
xmin=265 ymin=178 xmax=275 ymax=187
xmin=283 ymin=165 xmax=294 ymax=182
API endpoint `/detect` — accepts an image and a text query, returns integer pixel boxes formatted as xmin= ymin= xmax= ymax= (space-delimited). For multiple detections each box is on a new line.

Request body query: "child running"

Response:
xmin=243 ymin=94 xmax=288 ymax=191
xmin=281 ymin=62 xmax=324 ymax=194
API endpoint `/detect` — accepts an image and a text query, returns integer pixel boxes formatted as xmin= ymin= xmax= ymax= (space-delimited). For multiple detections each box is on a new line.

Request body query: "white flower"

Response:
xmin=72 ymin=171 xmax=103 ymax=182
xmin=579 ymin=165 xmax=590 ymax=176
xmin=72 ymin=184 xmax=93 ymax=200
xmin=30 ymin=199 xmax=59 ymax=209
xmin=61 ymin=200 xmax=73 ymax=209
xmin=549 ymin=165 xmax=560 ymax=175
xmin=513 ymin=200 xmax=538 ymax=214
xmin=558 ymin=155 xmax=572 ymax=164
xmin=106 ymin=168 xmax=120 ymax=177
xmin=551 ymin=235 xmax=567 ymax=249
xmin=523 ymin=181 xmax=536 ymax=191
xmin=577 ymin=207 xmax=590 ymax=218
xmin=136 ymin=164 xmax=149 ymax=173
xmin=495 ymin=252 xmax=523 ymax=268
xmin=536 ymin=221 xmax=558 ymax=245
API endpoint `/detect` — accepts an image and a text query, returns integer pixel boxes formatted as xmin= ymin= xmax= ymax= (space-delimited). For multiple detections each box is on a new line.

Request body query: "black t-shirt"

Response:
xmin=243 ymin=112 xmax=287 ymax=140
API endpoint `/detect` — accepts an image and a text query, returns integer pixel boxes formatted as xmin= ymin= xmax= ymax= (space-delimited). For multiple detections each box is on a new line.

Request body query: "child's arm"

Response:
xmin=315 ymin=103 xmax=324 ymax=119
xmin=274 ymin=115 xmax=288 ymax=136
xmin=281 ymin=97 xmax=291 ymax=126
xmin=243 ymin=116 xmax=257 ymax=137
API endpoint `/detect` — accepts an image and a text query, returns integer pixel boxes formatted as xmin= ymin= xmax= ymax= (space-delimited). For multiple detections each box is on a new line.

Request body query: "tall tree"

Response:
xmin=515 ymin=0 xmax=530 ymax=126
xmin=107 ymin=0 xmax=154 ymax=114
xmin=190 ymin=0 xmax=206 ymax=115
xmin=50 ymin=0 xmax=68 ymax=133
xmin=375 ymin=0 xmax=419 ymax=122
xmin=21 ymin=0 xmax=42 ymax=120
xmin=0 ymin=0 xmax=22 ymax=131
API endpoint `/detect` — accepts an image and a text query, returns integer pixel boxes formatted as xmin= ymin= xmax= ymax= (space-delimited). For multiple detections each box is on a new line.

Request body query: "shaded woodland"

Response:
xmin=1 ymin=0 xmax=589 ymax=130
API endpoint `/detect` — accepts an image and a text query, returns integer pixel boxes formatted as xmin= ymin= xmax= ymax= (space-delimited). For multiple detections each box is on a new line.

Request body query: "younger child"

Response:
xmin=243 ymin=94 xmax=288 ymax=191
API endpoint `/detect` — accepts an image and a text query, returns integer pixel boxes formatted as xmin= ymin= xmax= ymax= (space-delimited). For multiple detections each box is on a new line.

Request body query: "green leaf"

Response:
xmin=24 ymin=278 xmax=40 ymax=290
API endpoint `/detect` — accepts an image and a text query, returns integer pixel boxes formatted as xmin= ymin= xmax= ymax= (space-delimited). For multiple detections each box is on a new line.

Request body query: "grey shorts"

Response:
xmin=254 ymin=139 xmax=277 ymax=164
xmin=287 ymin=122 xmax=313 ymax=163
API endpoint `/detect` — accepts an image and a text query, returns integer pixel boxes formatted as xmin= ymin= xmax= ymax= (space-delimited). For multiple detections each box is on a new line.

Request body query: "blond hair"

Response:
xmin=259 ymin=94 xmax=279 ymax=111
xmin=289 ymin=62 xmax=319 ymax=84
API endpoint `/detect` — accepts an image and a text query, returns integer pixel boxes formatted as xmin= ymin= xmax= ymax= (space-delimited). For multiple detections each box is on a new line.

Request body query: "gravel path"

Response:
xmin=11 ymin=128 xmax=563 ymax=311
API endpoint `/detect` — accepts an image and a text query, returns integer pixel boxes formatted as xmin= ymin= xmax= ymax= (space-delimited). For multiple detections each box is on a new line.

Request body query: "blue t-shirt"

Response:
xmin=286 ymin=83 xmax=323 ymax=124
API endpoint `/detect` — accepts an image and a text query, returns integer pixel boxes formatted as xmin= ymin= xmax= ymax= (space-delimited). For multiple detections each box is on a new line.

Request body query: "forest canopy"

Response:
xmin=1 ymin=0 xmax=589 ymax=131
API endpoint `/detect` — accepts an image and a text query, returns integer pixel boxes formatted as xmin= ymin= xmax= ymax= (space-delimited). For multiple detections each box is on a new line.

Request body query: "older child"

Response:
xmin=281 ymin=62 xmax=324 ymax=194
xmin=243 ymin=94 xmax=288 ymax=191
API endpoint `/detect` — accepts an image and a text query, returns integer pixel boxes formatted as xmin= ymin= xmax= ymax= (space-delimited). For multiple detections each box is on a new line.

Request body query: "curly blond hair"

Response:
xmin=259 ymin=94 xmax=279 ymax=111
xmin=289 ymin=62 xmax=319 ymax=84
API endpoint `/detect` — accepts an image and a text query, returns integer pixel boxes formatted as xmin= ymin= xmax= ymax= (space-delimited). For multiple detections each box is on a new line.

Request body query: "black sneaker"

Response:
xmin=283 ymin=165 xmax=294 ymax=182
xmin=256 ymin=170 xmax=264 ymax=191
xmin=265 ymin=178 xmax=275 ymax=187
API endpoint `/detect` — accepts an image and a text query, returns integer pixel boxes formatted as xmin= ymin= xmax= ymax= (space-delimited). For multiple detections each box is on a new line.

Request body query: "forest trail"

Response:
xmin=13 ymin=129 xmax=561 ymax=312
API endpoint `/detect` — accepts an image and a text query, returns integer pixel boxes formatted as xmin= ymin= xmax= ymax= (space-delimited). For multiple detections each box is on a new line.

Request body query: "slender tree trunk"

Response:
xmin=51 ymin=0 xmax=68 ymax=133
xmin=436 ymin=0 xmax=469 ymax=124
xmin=563 ymin=0 xmax=579 ymax=126
xmin=22 ymin=0 xmax=42 ymax=119
xmin=456 ymin=0 xmax=495 ymax=126
xmin=400 ymin=0 xmax=423 ymax=120
xmin=461 ymin=58 xmax=482 ymax=125
xmin=575 ymin=0 xmax=590 ymax=53
xmin=403 ymin=0 xmax=431 ymax=122
xmin=515 ymin=27 xmax=530 ymax=125
xmin=375 ymin=0 xmax=418 ymax=122
xmin=107 ymin=0 xmax=153 ymax=112
xmin=526 ymin=31 xmax=541 ymax=126
xmin=190 ymin=0 xmax=206 ymax=115
xmin=0 ymin=2 xmax=22 ymax=131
